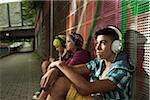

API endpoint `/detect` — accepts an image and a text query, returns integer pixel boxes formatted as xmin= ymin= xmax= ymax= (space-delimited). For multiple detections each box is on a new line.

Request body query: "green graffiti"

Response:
xmin=85 ymin=0 xmax=150 ymax=49
xmin=121 ymin=0 xmax=127 ymax=49
xmin=85 ymin=0 xmax=101 ymax=50
xmin=129 ymin=0 xmax=150 ymax=16
xmin=128 ymin=0 xmax=137 ymax=16
xmin=137 ymin=0 xmax=150 ymax=15
xmin=121 ymin=0 xmax=150 ymax=48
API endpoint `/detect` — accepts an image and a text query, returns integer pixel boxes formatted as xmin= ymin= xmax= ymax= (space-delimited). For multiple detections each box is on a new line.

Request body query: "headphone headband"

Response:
xmin=107 ymin=26 xmax=122 ymax=41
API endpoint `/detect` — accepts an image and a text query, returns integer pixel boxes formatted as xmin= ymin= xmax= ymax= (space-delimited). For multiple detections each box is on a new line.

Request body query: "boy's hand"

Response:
xmin=40 ymin=69 xmax=59 ymax=92
xmin=49 ymin=57 xmax=55 ymax=63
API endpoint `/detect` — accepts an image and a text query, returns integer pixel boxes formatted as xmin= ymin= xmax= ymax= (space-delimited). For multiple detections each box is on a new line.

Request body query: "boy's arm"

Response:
xmin=52 ymin=61 xmax=117 ymax=95
xmin=72 ymin=64 xmax=90 ymax=75
xmin=40 ymin=62 xmax=89 ymax=92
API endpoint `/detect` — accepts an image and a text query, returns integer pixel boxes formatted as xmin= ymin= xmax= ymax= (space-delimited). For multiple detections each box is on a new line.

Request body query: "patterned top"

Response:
xmin=86 ymin=52 xmax=135 ymax=100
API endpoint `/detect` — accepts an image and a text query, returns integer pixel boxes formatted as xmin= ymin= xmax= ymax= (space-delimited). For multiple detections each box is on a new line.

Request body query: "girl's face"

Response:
xmin=55 ymin=46 xmax=64 ymax=54
xmin=66 ymin=35 xmax=77 ymax=52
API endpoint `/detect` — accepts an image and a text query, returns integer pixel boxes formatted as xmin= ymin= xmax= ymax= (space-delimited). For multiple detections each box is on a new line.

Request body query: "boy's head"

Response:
xmin=95 ymin=26 xmax=122 ymax=59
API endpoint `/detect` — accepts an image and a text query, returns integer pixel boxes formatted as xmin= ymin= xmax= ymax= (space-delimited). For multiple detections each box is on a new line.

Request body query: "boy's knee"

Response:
xmin=57 ymin=77 xmax=70 ymax=85
xmin=42 ymin=61 xmax=49 ymax=68
xmin=48 ymin=77 xmax=71 ymax=99
xmin=53 ymin=77 xmax=70 ymax=92
xmin=41 ymin=60 xmax=50 ymax=75
xmin=41 ymin=60 xmax=49 ymax=70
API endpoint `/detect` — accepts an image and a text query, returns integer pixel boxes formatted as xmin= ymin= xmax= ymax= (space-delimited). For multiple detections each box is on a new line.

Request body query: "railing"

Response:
xmin=0 ymin=42 xmax=24 ymax=58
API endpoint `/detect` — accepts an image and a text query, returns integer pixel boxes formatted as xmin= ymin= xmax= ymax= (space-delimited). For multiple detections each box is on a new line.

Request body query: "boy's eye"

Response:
xmin=101 ymin=41 xmax=106 ymax=45
xmin=100 ymin=40 xmax=107 ymax=45
xmin=95 ymin=40 xmax=107 ymax=46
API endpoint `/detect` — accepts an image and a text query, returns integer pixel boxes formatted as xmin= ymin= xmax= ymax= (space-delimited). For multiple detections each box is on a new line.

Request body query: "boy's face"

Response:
xmin=95 ymin=35 xmax=113 ymax=59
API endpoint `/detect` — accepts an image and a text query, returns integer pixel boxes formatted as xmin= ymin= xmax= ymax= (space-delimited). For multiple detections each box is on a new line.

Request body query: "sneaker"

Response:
xmin=32 ymin=91 xmax=40 ymax=100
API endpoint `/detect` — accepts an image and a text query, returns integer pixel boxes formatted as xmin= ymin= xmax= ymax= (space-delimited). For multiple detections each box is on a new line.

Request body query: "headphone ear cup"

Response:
xmin=56 ymin=36 xmax=66 ymax=47
xmin=74 ymin=39 xmax=82 ymax=48
xmin=111 ymin=40 xmax=122 ymax=54
xmin=74 ymin=35 xmax=79 ymax=46
xmin=74 ymin=39 xmax=78 ymax=46
xmin=53 ymin=38 xmax=62 ymax=47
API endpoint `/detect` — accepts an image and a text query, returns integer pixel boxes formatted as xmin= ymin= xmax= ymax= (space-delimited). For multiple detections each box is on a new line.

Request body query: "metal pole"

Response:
xmin=20 ymin=2 xmax=23 ymax=26
xmin=7 ymin=3 xmax=11 ymax=27
xmin=50 ymin=0 xmax=53 ymax=56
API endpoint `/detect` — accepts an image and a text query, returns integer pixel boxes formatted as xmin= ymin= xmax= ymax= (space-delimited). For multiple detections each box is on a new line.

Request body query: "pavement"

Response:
xmin=0 ymin=51 xmax=42 ymax=100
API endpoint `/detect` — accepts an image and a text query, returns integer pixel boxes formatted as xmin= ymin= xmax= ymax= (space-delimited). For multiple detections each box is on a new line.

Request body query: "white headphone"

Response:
xmin=107 ymin=26 xmax=122 ymax=54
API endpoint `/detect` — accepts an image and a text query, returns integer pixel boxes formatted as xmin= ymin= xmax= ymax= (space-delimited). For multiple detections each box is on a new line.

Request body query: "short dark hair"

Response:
xmin=95 ymin=27 xmax=119 ymax=42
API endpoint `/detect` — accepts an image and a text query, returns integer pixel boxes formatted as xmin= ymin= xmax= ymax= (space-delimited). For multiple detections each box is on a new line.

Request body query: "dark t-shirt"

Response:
xmin=65 ymin=48 xmax=91 ymax=65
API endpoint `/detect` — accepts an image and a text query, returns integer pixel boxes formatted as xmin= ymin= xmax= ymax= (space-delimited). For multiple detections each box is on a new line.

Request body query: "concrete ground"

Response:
xmin=0 ymin=52 xmax=42 ymax=100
